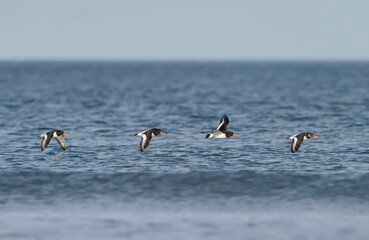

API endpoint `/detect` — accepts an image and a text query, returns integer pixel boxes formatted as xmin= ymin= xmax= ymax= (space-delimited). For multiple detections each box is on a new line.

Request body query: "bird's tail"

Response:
xmin=201 ymin=131 xmax=212 ymax=133
xmin=205 ymin=134 xmax=211 ymax=139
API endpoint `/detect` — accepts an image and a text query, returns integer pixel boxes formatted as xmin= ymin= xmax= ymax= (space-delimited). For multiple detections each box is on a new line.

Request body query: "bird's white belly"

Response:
xmin=213 ymin=132 xmax=227 ymax=138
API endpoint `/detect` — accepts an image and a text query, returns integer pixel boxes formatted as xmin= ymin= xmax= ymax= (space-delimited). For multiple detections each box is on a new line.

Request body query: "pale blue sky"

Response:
xmin=1 ymin=0 xmax=368 ymax=60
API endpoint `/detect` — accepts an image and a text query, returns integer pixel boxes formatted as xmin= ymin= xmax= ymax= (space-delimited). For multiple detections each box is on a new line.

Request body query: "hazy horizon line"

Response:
xmin=1 ymin=57 xmax=369 ymax=63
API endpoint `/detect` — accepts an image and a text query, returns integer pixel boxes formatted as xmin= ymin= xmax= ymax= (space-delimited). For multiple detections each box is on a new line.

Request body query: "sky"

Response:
xmin=0 ymin=0 xmax=369 ymax=60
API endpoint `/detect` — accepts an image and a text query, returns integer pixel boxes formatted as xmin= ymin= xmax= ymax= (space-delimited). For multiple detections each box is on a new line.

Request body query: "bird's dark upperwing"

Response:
xmin=291 ymin=137 xmax=302 ymax=153
xmin=216 ymin=115 xmax=229 ymax=131
xmin=41 ymin=135 xmax=53 ymax=151
xmin=140 ymin=133 xmax=152 ymax=152
xmin=55 ymin=135 xmax=66 ymax=150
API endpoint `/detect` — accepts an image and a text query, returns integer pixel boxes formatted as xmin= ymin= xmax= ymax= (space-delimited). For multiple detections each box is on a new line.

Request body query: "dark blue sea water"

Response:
xmin=0 ymin=61 xmax=369 ymax=239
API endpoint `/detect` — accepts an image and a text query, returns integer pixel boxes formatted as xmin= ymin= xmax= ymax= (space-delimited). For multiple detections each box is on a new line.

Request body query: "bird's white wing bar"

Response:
xmin=291 ymin=137 xmax=298 ymax=152
xmin=140 ymin=134 xmax=152 ymax=152
xmin=216 ymin=115 xmax=229 ymax=131
xmin=40 ymin=134 xmax=50 ymax=151
xmin=291 ymin=137 xmax=302 ymax=153
xmin=135 ymin=129 xmax=150 ymax=136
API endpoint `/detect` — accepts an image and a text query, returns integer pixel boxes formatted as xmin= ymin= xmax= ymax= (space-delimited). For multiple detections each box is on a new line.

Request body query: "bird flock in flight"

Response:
xmin=40 ymin=115 xmax=319 ymax=153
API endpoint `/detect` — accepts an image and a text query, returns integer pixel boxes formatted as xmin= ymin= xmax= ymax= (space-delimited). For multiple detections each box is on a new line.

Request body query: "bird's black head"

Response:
xmin=225 ymin=131 xmax=239 ymax=138
xmin=152 ymin=129 xmax=166 ymax=136
xmin=55 ymin=130 xmax=69 ymax=137
xmin=306 ymin=133 xmax=319 ymax=139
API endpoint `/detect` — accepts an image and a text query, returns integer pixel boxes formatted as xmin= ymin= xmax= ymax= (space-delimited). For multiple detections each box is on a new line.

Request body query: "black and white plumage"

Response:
xmin=288 ymin=132 xmax=319 ymax=153
xmin=40 ymin=130 xmax=69 ymax=151
xmin=134 ymin=128 xmax=166 ymax=152
xmin=201 ymin=115 xmax=239 ymax=139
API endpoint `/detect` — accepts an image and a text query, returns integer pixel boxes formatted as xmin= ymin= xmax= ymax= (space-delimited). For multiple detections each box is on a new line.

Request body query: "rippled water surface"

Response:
xmin=1 ymin=61 xmax=369 ymax=239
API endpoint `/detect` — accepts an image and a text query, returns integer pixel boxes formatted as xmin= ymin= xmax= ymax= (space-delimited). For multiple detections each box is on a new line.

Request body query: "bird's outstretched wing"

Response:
xmin=291 ymin=137 xmax=302 ymax=153
xmin=41 ymin=135 xmax=52 ymax=151
xmin=135 ymin=129 xmax=151 ymax=136
xmin=140 ymin=133 xmax=152 ymax=152
xmin=55 ymin=135 xmax=66 ymax=150
xmin=216 ymin=115 xmax=229 ymax=131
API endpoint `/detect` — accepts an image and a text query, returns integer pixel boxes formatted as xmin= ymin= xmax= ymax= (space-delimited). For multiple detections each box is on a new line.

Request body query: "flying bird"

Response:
xmin=288 ymin=132 xmax=319 ymax=153
xmin=201 ymin=115 xmax=239 ymax=139
xmin=40 ymin=130 xmax=69 ymax=151
xmin=134 ymin=128 xmax=166 ymax=152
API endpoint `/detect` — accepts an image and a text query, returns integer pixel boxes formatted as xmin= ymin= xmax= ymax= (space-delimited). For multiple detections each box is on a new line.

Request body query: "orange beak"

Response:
xmin=160 ymin=132 xmax=166 ymax=135
xmin=233 ymin=133 xmax=239 ymax=137
xmin=313 ymin=134 xmax=319 ymax=138
xmin=63 ymin=132 xmax=69 ymax=136
xmin=39 ymin=135 xmax=43 ymax=138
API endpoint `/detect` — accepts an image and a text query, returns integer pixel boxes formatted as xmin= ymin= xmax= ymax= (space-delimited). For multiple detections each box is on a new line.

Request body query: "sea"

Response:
xmin=0 ymin=61 xmax=369 ymax=240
